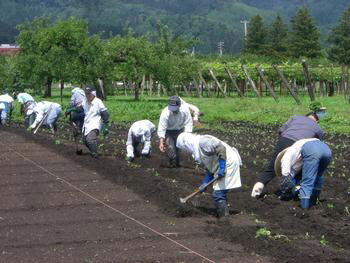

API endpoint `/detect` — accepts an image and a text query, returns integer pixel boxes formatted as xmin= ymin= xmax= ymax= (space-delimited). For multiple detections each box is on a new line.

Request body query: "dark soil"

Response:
xmin=1 ymin=120 xmax=349 ymax=263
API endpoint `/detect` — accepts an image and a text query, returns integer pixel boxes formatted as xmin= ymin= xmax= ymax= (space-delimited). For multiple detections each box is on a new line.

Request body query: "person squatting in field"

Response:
xmin=81 ymin=86 xmax=109 ymax=158
xmin=13 ymin=92 xmax=36 ymax=126
xmin=27 ymin=101 xmax=62 ymax=133
xmin=65 ymin=88 xmax=86 ymax=154
xmin=158 ymin=96 xmax=193 ymax=168
xmin=275 ymin=138 xmax=332 ymax=209
xmin=126 ymin=120 xmax=156 ymax=162
xmin=251 ymin=102 xmax=327 ymax=198
xmin=0 ymin=93 xmax=14 ymax=125
xmin=176 ymin=132 xmax=242 ymax=217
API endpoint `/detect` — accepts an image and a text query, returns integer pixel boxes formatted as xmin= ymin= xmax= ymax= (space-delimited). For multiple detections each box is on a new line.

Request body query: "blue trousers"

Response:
xmin=212 ymin=189 xmax=229 ymax=203
xmin=299 ymin=140 xmax=332 ymax=200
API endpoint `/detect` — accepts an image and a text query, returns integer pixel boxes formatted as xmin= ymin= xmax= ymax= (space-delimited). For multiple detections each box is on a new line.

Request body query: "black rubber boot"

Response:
xmin=216 ymin=200 xmax=229 ymax=218
xmin=310 ymin=190 xmax=321 ymax=206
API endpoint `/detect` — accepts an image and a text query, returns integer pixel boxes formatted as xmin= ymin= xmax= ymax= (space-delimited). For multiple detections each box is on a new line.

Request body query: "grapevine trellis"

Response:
xmin=116 ymin=61 xmax=350 ymax=103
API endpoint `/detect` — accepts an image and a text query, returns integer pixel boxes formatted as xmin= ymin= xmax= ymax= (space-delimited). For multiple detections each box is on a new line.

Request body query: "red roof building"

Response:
xmin=0 ymin=44 xmax=21 ymax=55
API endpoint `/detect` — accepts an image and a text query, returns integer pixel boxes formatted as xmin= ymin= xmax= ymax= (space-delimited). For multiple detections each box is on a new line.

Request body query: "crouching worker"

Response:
xmin=0 ymin=93 xmax=14 ymax=125
xmin=27 ymin=101 xmax=61 ymax=133
xmin=82 ymin=86 xmax=109 ymax=158
xmin=176 ymin=132 xmax=242 ymax=217
xmin=158 ymin=96 xmax=193 ymax=168
xmin=126 ymin=120 xmax=156 ymax=162
xmin=65 ymin=88 xmax=86 ymax=154
xmin=275 ymin=138 xmax=332 ymax=209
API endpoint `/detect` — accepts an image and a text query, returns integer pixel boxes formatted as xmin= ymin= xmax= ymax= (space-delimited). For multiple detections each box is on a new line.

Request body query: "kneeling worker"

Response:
xmin=126 ymin=120 xmax=156 ymax=162
xmin=275 ymin=138 xmax=332 ymax=209
xmin=176 ymin=132 xmax=242 ymax=217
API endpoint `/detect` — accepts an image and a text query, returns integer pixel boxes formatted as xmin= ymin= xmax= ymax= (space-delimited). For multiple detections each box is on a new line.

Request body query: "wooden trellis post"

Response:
xmin=273 ymin=65 xmax=301 ymax=104
xmin=208 ymin=68 xmax=227 ymax=97
xmin=242 ymin=65 xmax=260 ymax=97
xmin=193 ymin=78 xmax=202 ymax=97
xmin=301 ymin=60 xmax=315 ymax=101
xmin=256 ymin=66 xmax=278 ymax=102
xmin=198 ymin=72 xmax=210 ymax=97
xmin=224 ymin=66 xmax=244 ymax=97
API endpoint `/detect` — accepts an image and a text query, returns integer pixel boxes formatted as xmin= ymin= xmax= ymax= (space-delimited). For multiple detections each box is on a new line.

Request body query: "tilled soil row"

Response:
xmin=1 ymin=121 xmax=350 ymax=262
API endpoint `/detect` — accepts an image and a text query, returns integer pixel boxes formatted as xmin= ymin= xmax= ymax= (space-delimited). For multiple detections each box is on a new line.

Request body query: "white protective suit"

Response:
xmin=157 ymin=105 xmax=193 ymax=139
xmin=179 ymin=98 xmax=200 ymax=122
xmin=30 ymin=101 xmax=62 ymax=129
xmin=70 ymin=88 xmax=85 ymax=107
xmin=126 ymin=120 xmax=156 ymax=158
xmin=176 ymin=133 xmax=242 ymax=191
xmin=82 ymin=97 xmax=107 ymax=136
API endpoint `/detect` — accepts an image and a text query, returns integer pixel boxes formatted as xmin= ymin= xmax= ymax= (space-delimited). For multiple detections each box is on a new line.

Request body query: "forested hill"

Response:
xmin=0 ymin=0 xmax=349 ymax=53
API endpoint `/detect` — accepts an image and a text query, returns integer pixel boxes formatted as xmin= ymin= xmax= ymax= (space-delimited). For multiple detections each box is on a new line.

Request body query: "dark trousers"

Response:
xmin=257 ymin=136 xmax=295 ymax=185
xmin=165 ymin=129 xmax=183 ymax=164
xmin=83 ymin=129 xmax=99 ymax=157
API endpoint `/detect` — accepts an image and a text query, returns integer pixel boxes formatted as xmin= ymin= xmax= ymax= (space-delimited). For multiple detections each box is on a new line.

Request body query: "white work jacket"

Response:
xmin=0 ymin=94 xmax=14 ymax=103
xmin=157 ymin=105 xmax=193 ymax=138
xmin=176 ymin=133 xmax=242 ymax=191
xmin=281 ymin=138 xmax=319 ymax=177
xmin=82 ymin=97 xmax=107 ymax=136
xmin=127 ymin=120 xmax=156 ymax=145
xmin=31 ymin=101 xmax=61 ymax=128
xmin=70 ymin=88 xmax=85 ymax=108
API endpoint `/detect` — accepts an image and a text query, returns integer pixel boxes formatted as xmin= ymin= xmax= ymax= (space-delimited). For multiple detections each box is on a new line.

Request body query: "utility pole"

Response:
xmin=217 ymin=41 xmax=224 ymax=57
xmin=191 ymin=46 xmax=195 ymax=56
xmin=241 ymin=19 xmax=249 ymax=37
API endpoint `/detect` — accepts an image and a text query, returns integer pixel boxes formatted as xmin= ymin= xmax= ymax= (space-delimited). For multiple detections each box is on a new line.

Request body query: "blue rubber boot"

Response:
xmin=300 ymin=198 xmax=310 ymax=209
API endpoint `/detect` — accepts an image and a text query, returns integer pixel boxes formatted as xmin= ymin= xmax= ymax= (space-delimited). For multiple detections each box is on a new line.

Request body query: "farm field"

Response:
xmin=1 ymin=118 xmax=349 ymax=262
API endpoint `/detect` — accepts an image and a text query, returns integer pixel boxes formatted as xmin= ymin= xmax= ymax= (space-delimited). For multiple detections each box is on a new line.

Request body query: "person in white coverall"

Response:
xmin=179 ymin=97 xmax=202 ymax=125
xmin=126 ymin=120 xmax=156 ymax=162
xmin=176 ymin=132 xmax=242 ymax=217
xmin=82 ymin=86 xmax=109 ymax=158
xmin=0 ymin=93 xmax=14 ymax=125
xmin=14 ymin=92 xmax=36 ymax=126
xmin=158 ymin=96 xmax=193 ymax=168
xmin=27 ymin=101 xmax=62 ymax=133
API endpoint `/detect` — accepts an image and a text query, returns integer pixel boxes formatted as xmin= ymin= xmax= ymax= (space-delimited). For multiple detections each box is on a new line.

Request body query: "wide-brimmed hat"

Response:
xmin=274 ymin=147 xmax=290 ymax=177
xmin=168 ymin=96 xmax=181 ymax=112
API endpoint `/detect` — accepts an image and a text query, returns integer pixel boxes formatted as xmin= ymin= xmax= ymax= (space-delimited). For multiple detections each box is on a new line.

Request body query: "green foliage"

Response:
xmin=266 ymin=15 xmax=288 ymax=59
xmin=289 ymin=7 xmax=322 ymax=58
xmin=244 ymin=15 xmax=268 ymax=55
xmin=328 ymin=7 xmax=350 ymax=65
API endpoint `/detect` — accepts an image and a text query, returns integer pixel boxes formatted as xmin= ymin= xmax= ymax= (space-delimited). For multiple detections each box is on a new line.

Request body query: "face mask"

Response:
xmin=316 ymin=111 xmax=327 ymax=120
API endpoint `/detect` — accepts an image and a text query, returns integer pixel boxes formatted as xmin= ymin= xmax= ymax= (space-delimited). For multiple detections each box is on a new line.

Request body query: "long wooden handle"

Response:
xmin=180 ymin=176 xmax=220 ymax=204
xmin=33 ymin=105 xmax=53 ymax=134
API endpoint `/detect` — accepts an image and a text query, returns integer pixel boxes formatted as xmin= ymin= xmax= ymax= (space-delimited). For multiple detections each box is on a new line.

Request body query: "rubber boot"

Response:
xmin=300 ymin=198 xmax=310 ymax=209
xmin=216 ymin=200 xmax=229 ymax=218
xmin=310 ymin=190 xmax=321 ymax=206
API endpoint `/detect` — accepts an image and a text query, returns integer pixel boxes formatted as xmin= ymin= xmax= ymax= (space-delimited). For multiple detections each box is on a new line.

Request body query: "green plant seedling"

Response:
xmin=320 ymin=235 xmax=328 ymax=246
xmin=255 ymin=228 xmax=271 ymax=238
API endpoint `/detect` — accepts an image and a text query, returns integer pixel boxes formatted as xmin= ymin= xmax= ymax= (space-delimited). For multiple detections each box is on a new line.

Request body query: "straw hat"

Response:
xmin=274 ymin=147 xmax=290 ymax=177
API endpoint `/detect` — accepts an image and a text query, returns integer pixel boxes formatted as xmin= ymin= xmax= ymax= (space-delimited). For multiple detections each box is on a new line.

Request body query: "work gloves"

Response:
xmin=199 ymin=171 xmax=214 ymax=193
xmin=251 ymin=182 xmax=264 ymax=198
xmin=101 ymin=122 xmax=109 ymax=137
xmin=218 ymin=159 xmax=226 ymax=178
xmin=65 ymin=105 xmax=75 ymax=117
xmin=279 ymin=173 xmax=297 ymax=201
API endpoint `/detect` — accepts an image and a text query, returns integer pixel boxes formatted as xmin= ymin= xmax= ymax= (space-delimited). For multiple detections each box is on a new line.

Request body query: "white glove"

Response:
xmin=141 ymin=141 xmax=151 ymax=155
xmin=251 ymin=182 xmax=264 ymax=198
xmin=126 ymin=145 xmax=134 ymax=159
